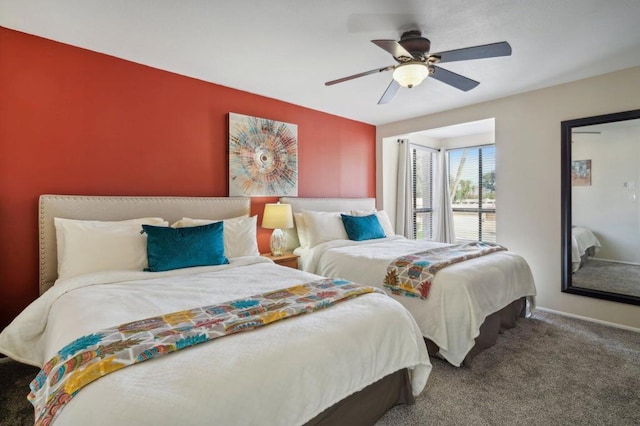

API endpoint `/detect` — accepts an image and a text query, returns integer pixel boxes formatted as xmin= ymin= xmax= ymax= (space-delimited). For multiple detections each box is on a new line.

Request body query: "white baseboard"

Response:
xmin=536 ymin=307 xmax=640 ymax=333
xmin=593 ymin=257 xmax=640 ymax=266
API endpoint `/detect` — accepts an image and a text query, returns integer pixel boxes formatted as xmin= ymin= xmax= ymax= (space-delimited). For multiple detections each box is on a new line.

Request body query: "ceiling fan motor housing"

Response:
xmin=398 ymin=30 xmax=431 ymax=60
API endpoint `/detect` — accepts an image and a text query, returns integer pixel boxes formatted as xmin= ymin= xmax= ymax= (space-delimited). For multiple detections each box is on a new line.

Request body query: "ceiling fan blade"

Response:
xmin=378 ymin=80 xmax=401 ymax=104
xmin=430 ymin=66 xmax=479 ymax=91
xmin=325 ymin=65 xmax=394 ymax=86
xmin=371 ymin=39 xmax=414 ymax=59
xmin=433 ymin=41 xmax=512 ymax=63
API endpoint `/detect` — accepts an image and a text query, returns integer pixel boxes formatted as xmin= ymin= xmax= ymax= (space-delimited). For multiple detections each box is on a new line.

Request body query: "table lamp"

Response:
xmin=261 ymin=202 xmax=294 ymax=256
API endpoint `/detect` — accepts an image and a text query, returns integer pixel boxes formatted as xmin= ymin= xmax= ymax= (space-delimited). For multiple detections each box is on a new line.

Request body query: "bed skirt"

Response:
xmin=576 ymin=246 xmax=597 ymax=271
xmin=425 ymin=297 xmax=527 ymax=367
xmin=305 ymin=368 xmax=414 ymax=425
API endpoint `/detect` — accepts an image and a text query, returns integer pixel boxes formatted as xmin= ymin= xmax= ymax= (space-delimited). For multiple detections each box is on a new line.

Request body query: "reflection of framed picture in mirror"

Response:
xmin=571 ymin=159 xmax=591 ymax=186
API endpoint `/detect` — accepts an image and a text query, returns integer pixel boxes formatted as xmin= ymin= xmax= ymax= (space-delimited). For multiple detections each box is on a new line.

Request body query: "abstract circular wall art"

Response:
xmin=228 ymin=113 xmax=298 ymax=196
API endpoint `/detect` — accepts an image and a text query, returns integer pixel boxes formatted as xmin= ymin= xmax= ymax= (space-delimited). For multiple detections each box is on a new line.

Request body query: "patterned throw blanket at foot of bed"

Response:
xmin=30 ymin=279 xmax=382 ymax=426
xmin=383 ymin=242 xmax=507 ymax=299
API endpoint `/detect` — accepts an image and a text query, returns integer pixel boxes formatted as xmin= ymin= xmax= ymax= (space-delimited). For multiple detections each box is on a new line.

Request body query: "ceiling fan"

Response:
xmin=325 ymin=30 xmax=512 ymax=104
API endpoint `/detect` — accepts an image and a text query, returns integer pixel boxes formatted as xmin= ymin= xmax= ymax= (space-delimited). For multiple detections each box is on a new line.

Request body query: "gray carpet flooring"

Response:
xmin=0 ymin=359 xmax=37 ymax=426
xmin=1 ymin=310 xmax=638 ymax=426
xmin=573 ymin=259 xmax=640 ymax=297
xmin=377 ymin=310 xmax=640 ymax=426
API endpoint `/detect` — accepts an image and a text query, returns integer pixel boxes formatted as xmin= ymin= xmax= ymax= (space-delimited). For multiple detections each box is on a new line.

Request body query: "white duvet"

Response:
xmin=0 ymin=257 xmax=431 ymax=426
xmin=295 ymin=236 xmax=537 ymax=366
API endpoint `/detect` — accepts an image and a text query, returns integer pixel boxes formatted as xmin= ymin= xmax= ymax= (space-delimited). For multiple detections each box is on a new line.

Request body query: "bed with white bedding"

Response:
xmin=0 ymin=195 xmax=431 ymax=426
xmin=281 ymin=197 xmax=537 ymax=367
xmin=571 ymin=226 xmax=601 ymax=272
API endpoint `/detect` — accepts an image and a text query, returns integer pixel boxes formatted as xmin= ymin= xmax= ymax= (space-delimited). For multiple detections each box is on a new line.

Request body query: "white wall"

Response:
xmin=376 ymin=66 xmax=640 ymax=329
xmin=440 ymin=131 xmax=494 ymax=150
xmin=380 ymin=137 xmax=399 ymax=226
xmin=573 ymin=127 xmax=640 ymax=263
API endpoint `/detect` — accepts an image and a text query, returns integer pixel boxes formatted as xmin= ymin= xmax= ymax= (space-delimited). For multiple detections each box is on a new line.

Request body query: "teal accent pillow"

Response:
xmin=142 ymin=222 xmax=229 ymax=272
xmin=340 ymin=214 xmax=386 ymax=241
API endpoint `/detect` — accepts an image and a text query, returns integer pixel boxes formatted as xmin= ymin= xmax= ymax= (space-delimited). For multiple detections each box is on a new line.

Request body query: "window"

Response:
xmin=447 ymin=145 xmax=496 ymax=242
xmin=411 ymin=145 xmax=436 ymax=240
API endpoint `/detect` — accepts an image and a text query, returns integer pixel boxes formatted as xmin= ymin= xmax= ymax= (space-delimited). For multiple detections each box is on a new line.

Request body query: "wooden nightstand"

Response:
xmin=262 ymin=252 xmax=299 ymax=269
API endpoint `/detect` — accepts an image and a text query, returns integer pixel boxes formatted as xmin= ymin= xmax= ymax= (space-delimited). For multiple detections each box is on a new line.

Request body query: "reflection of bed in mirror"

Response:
xmin=571 ymin=226 xmax=601 ymax=272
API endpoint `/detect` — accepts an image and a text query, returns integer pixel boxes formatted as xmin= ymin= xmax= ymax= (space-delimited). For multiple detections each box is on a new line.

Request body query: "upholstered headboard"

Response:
xmin=38 ymin=195 xmax=251 ymax=294
xmin=278 ymin=197 xmax=376 ymax=250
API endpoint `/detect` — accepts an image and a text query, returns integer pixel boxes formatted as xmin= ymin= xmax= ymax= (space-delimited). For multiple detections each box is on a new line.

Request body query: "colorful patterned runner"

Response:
xmin=383 ymin=241 xmax=507 ymax=299
xmin=29 ymin=279 xmax=382 ymax=426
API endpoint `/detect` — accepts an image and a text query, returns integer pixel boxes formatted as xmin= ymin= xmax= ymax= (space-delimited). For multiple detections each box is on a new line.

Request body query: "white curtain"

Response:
xmin=433 ymin=150 xmax=456 ymax=243
xmin=395 ymin=139 xmax=413 ymax=238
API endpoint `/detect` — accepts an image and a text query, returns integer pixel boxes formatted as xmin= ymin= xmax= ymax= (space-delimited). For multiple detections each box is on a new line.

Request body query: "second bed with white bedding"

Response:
xmin=296 ymin=236 xmax=536 ymax=367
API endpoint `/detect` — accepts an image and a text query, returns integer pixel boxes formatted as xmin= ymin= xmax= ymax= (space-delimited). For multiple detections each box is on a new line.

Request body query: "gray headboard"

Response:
xmin=38 ymin=195 xmax=251 ymax=294
xmin=278 ymin=197 xmax=376 ymax=250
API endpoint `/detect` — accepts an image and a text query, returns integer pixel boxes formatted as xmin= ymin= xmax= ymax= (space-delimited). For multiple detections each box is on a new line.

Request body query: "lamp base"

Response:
xmin=270 ymin=228 xmax=286 ymax=256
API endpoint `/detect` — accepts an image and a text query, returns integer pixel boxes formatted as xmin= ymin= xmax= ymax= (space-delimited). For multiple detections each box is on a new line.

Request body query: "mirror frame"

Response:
xmin=561 ymin=108 xmax=640 ymax=306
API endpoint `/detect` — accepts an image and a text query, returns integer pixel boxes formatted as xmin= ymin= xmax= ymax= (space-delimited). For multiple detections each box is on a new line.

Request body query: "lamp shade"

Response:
xmin=392 ymin=63 xmax=429 ymax=88
xmin=261 ymin=203 xmax=294 ymax=229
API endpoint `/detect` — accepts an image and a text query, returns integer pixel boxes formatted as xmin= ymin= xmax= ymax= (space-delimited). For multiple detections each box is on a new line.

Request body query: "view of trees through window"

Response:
xmin=447 ymin=145 xmax=496 ymax=242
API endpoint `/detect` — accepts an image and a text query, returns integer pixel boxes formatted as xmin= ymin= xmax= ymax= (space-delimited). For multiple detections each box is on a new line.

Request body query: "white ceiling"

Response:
xmin=1 ymin=0 xmax=640 ymax=126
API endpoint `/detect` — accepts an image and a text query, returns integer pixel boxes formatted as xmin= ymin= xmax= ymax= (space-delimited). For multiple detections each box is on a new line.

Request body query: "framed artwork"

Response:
xmin=228 ymin=113 xmax=298 ymax=197
xmin=571 ymin=159 xmax=591 ymax=186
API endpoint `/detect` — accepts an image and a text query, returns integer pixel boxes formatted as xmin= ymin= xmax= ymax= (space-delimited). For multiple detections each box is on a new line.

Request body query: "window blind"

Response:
xmin=411 ymin=145 xmax=436 ymax=240
xmin=447 ymin=145 xmax=496 ymax=242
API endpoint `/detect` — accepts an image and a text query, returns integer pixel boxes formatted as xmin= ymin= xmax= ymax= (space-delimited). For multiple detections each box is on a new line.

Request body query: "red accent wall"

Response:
xmin=0 ymin=27 xmax=375 ymax=329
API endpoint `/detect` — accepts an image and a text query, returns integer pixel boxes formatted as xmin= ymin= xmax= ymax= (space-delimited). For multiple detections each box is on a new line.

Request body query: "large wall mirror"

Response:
xmin=561 ymin=109 xmax=640 ymax=306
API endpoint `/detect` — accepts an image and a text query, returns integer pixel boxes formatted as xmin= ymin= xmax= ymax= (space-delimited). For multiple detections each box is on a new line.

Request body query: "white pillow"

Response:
xmin=55 ymin=217 xmax=168 ymax=280
xmin=302 ymin=210 xmax=348 ymax=248
xmin=293 ymin=212 xmax=310 ymax=249
xmin=351 ymin=209 xmax=395 ymax=237
xmin=172 ymin=215 xmax=259 ymax=258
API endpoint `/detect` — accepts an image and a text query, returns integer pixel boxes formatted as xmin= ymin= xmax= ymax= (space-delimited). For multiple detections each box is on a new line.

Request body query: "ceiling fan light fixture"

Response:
xmin=392 ymin=63 xmax=429 ymax=88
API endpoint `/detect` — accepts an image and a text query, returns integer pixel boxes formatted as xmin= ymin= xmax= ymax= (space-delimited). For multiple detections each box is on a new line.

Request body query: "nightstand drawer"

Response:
xmin=261 ymin=253 xmax=299 ymax=269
